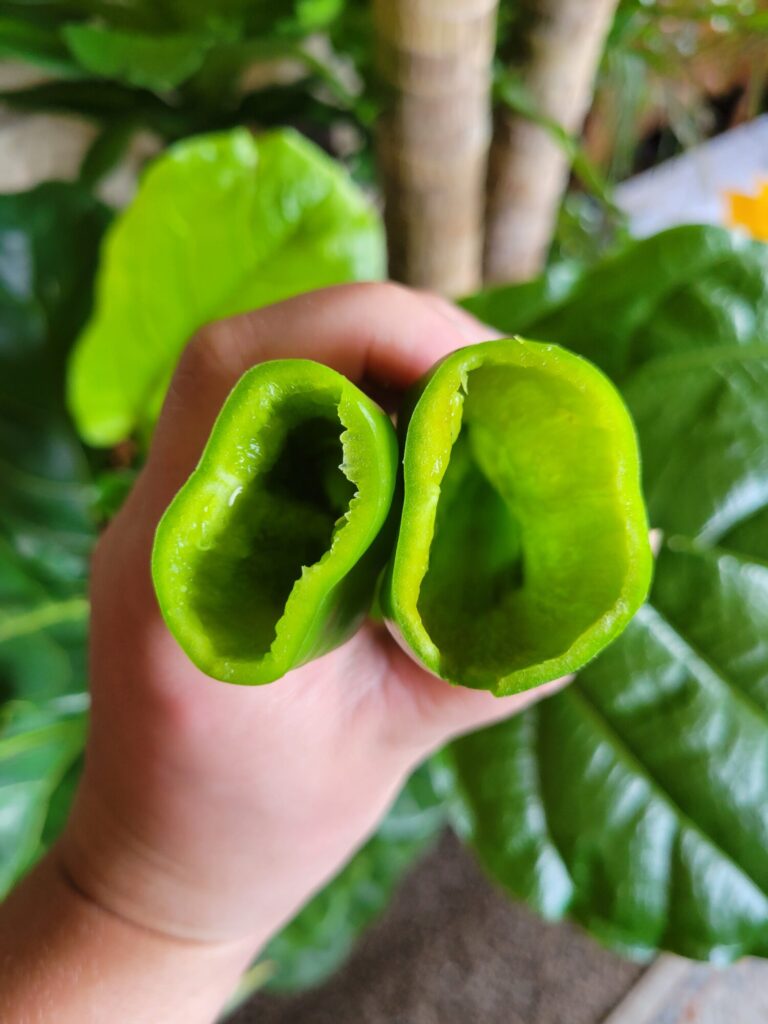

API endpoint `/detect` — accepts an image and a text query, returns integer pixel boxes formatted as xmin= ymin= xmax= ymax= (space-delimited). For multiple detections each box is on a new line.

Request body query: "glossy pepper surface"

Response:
xmin=381 ymin=338 xmax=653 ymax=696
xmin=152 ymin=359 xmax=398 ymax=684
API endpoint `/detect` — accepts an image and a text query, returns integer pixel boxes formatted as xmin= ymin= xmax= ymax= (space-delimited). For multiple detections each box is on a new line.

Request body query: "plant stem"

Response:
xmin=373 ymin=0 xmax=500 ymax=296
xmin=484 ymin=0 xmax=620 ymax=284
xmin=0 ymin=597 xmax=89 ymax=644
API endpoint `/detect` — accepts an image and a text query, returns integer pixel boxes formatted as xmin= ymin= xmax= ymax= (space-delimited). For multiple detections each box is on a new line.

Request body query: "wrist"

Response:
xmin=51 ymin=846 xmax=258 ymax=964
xmin=0 ymin=850 xmax=257 ymax=1024
xmin=59 ymin=772 xmax=275 ymax=948
xmin=59 ymin=749 xmax=412 ymax=950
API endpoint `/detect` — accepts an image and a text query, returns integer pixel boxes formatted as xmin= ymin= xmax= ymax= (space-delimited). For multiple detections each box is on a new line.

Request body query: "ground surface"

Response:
xmin=232 ymin=831 xmax=644 ymax=1024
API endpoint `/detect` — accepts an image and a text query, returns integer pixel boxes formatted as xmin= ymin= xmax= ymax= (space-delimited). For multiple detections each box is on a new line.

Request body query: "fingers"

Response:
xmin=383 ymin=640 xmax=571 ymax=755
xmin=433 ymin=674 xmax=572 ymax=742
xmin=416 ymin=291 xmax=504 ymax=343
xmin=148 ymin=282 xmax=493 ymax=492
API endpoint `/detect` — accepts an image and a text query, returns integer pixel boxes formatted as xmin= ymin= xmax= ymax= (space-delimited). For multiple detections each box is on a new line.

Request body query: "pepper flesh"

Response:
xmin=382 ymin=338 xmax=653 ymax=696
xmin=152 ymin=359 xmax=398 ymax=684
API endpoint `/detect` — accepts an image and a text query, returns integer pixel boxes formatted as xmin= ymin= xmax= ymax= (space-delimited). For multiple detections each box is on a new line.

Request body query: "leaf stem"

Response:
xmin=0 ymin=598 xmax=90 ymax=644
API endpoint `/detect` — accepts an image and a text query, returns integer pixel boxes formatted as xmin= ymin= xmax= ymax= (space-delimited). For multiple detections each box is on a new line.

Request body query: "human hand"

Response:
xmin=60 ymin=283 xmax=569 ymax=955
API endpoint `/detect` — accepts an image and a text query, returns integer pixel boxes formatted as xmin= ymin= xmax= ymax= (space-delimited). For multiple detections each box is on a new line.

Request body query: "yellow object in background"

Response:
xmin=726 ymin=181 xmax=768 ymax=241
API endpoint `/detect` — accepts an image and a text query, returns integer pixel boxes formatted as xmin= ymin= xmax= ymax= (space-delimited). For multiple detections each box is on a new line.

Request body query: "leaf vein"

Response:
xmin=570 ymin=676 xmax=768 ymax=903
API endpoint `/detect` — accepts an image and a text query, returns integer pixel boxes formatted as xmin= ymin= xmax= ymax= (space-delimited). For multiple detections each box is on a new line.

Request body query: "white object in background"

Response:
xmin=0 ymin=111 xmax=159 ymax=205
xmin=0 ymin=113 xmax=97 ymax=188
xmin=0 ymin=55 xmax=161 ymax=209
xmin=615 ymin=114 xmax=768 ymax=237
xmin=602 ymin=956 xmax=768 ymax=1024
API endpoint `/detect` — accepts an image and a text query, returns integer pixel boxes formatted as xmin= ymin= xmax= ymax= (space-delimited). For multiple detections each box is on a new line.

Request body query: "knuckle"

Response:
xmin=350 ymin=280 xmax=413 ymax=305
xmin=178 ymin=323 xmax=224 ymax=377
xmin=317 ymin=280 xmax=415 ymax=312
xmin=171 ymin=322 xmax=238 ymax=403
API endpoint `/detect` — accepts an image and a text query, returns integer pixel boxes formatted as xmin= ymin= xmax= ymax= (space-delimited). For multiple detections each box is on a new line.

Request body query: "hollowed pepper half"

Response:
xmin=381 ymin=338 xmax=653 ymax=696
xmin=152 ymin=359 xmax=398 ymax=684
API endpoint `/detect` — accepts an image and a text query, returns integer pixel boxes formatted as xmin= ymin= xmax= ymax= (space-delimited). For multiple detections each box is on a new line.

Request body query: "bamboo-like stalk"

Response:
xmin=484 ymin=0 xmax=620 ymax=284
xmin=373 ymin=0 xmax=500 ymax=296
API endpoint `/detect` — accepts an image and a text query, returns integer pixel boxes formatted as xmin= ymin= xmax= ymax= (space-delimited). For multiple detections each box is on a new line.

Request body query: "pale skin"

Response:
xmin=0 ymin=284 xmax=568 ymax=1024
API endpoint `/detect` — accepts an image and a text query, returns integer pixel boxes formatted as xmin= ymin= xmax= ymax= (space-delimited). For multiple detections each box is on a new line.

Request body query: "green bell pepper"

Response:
xmin=381 ymin=339 xmax=652 ymax=696
xmin=152 ymin=359 xmax=398 ymax=684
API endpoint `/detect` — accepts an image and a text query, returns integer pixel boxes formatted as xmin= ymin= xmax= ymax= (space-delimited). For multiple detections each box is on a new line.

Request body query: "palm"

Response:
xmin=85 ymin=536 xmax=558 ymax=940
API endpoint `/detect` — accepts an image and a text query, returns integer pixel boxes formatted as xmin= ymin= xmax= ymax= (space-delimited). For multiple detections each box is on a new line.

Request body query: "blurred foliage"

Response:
xmin=597 ymin=0 xmax=767 ymax=180
xmin=2 ymin=0 xmax=764 ymax=206
xmin=0 ymin=0 xmax=370 ymax=158
xmin=0 ymin=183 xmax=109 ymax=896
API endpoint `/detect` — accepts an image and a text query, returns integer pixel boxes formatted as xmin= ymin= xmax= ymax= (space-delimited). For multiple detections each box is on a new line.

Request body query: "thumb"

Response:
xmin=383 ymin=638 xmax=572 ymax=755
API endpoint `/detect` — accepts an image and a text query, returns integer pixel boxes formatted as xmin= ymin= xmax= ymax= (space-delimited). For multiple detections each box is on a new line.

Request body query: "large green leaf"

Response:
xmin=462 ymin=225 xmax=768 ymax=380
xmin=0 ymin=14 xmax=80 ymax=74
xmin=262 ymin=764 xmax=446 ymax=991
xmin=0 ymin=0 xmax=346 ymax=92
xmin=0 ymin=183 xmax=110 ymax=409
xmin=0 ymin=184 xmax=108 ymax=893
xmin=68 ymin=127 xmax=386 ymax=447
xmin=0 ymin=184 xmax=107 ymax=590
xmin=0 ymin=538 xmax=89 ymax=704
xmin=62 ymin=23 xmax=215 ymax=91
xmin=450 ymin=227 xmax=768 ymax=961
xmin=0 ymin=706 xmax=87 ymax=897
xmin=0 ymin=406 xmax=95 ymax=594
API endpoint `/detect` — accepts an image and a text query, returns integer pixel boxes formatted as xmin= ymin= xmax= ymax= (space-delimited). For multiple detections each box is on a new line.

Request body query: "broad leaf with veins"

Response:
xmin=0 ymin=184 xmax=108 ymax=895
xmin=451 ymin=226 xmax=768 ymax=961
xmin=68 ymin=128 xmax=385 ymax=447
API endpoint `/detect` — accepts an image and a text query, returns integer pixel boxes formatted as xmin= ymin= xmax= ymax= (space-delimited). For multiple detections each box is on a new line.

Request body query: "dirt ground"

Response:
xmin=232 ymin=831 xmax=644 ymax=1024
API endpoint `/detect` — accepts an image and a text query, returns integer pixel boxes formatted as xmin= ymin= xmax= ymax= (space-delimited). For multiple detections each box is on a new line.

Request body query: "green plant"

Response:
xmin=0 ymin=182 xmax=110 ymax=894
xmin=0 ymin=0 xmax=371 ymax=181
xmin=1 ymin=87 xmax=767 ymax=1007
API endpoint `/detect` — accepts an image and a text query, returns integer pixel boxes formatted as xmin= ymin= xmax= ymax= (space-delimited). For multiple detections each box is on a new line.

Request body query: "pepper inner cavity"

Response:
xmin=417 ymin=412 xmax=526 ymax=680
xmin=190 ymin=400 xmax=356 ymax=661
